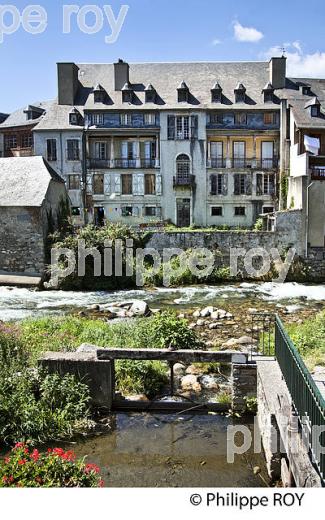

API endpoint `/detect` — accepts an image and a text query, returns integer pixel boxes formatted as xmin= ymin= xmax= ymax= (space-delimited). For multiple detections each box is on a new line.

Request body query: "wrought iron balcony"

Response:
xmin=87 ymin=158 xmax=111 ymax=169
xmin=254 ymin=158 xmax=279 ymax=170
xmin=208 ymin=158 xmax=227 ymax=168
xmin=173 ymin=174 xmax=196 ymax=188
xmin=311 ymin=167 xmax=325 ymax=180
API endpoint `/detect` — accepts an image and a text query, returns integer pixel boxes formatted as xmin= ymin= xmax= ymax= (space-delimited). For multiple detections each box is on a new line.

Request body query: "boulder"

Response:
xmin=90 ymin=304 xmax=101 ymax=311
xmin=209 ymin=322 xmax=220 ymax=330
xmin=188 ymin=322 xmax=197 ymax=329
xmin=127 ymin=394 xmax=149 ymax=402
xmin=181 ymin=375 xmax=202 ymax=392
xmin=129 ymin=300 xmax=151 ymax=317
xmin=186 ymin=365 xmax=203 ymax=375
xmin=173 ymin=363 xmax=186 ymax=375
xmin=193 ymin=310 xmax=201 ymax=318
xmin=200 ymin=306 xmax=215 ymax=318
xmin=196 ymin=319 xmax=205 ymax=327
xmin=199 ymin=375 xmax=220 ymax=391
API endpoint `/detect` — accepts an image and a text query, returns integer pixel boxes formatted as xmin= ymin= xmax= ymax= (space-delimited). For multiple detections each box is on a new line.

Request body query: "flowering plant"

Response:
xmin=0 ymin=443 xmax=104 ymax=488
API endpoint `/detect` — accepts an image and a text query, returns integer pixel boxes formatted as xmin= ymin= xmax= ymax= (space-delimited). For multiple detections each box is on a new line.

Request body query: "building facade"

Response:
xmin=29 ymin=58 xmax=287 ymax=228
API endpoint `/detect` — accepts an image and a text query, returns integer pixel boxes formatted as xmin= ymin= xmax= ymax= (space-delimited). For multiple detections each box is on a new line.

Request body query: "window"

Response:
xmin=264 ymin=112 xmax=276 ymax=125
xmin=145 ymin=89 xmax=156 ymax=104
xmin=68 ymin=175 xmax=80 ymax=190
xmin=4 ymin=135 xmax=17 ymax=150
xmin=209 ymin=113 xmax=223 ymax=125
xmin=210 ymin=174 xmax=225 ymax=195
xmin=261 ymin=141 xmax=275 ymax=168
xmin=122 ymin=174 xmax=133 ymax=195
xmin=94 ymin=142 xmax=107 ymax=160
xmin=210 ymin=141 xmax=224 ymax=167
xmin=234 ymin=206 xmax=246 ymax=216
xmin=69 ymin=113 xmax=78 ymax=125
xmin=94 ymin=91 xmax=105 ymax=104
xmin=178 ymin=86 xmax=189 ymax=103
xmin=302 ymin=86 xmax=311 ymax=96
xmin=234 ymin=174 xmax=251 ymax=195
xmin=233 ymin=141 xmax=246 ymax=168
xmin=235 ymin=113 xmax=247 ymax=125
xmin=262 ymin=206 xmax=274 ymax=214
xmin=71 ymin=207 xmax=81 ymax=216
xmin=211 ymin=89 xmax=222 ymax=103
xmin=311 ymin=106 xmax=319 ymax=117
xmin=264 ymin=91 xmax=274 ymax=103
xmin=211 ymin=206 xmax=223 ymax=216
xmin=46 ymin=139 xmax=57 ymax=161
xmin=144 ymin=113 xmax=156 ymax=125
xmin=145 ymin=174 xmax=156 ymax=195
xmin=89 ymin=113 xmax=104 ymax=126
xmin=176 ymin=154 xmax=191 ymax=183
xmin=93 ymin=174 xmax=104 ymax=195
xmin=145 ymin=206 xmax=157 ymax=216
xmin=122 ymin=90 xmax=133 ymax=104
xmin=122 ymin=206 xmax=133 ymax=217
xmin=256 ymin=173 xmax=275 ymax=195
xmin=168 ymin=115 xmax=198 ymax=140
xmin=22 ymin=134 xmax=33 ymax=148
xmin=120 ymin=113 xmax=132 ymax=126
xmin=235 ymin=91 xmax=245 ymax=103
xmin=67 ymin=139 xmax=80 ymax=161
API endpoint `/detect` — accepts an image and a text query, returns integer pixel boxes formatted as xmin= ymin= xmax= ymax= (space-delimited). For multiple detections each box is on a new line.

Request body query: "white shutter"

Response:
xmin=138 ymin=173 xmax=144 ymax=195
xmin=156 ymin=174 xmax=162 ymax=195
xmin=156 ymin=206 xmax=162 ymax=218
xmin=133 ymin=206 xmax=140 ymax=217
xmin=132 ymin=173 xmax=139 ymax=195
xmin=104 ymin=173 xmax=111 ymax=194
xmin=132 ymin=141 xmax=137 ymax=158
xmin=86 ymin=174 xmax=93 ymax=194
xmin=121 ymin=141 xmax=128 ymax=158
xmin=210 ymin=141 xmax=223 ymax=158
xmin=113 ymin=174 xmax=121 ymax=195
xmin=144 ymin=141 xmax=151 ymax=159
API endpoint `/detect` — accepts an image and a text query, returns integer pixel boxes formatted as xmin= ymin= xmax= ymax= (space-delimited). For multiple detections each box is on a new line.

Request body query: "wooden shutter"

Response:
xmin=167 ymin=115 xmax=175 ymax=140
xmin=245 ymin=174 xmax=252 ymax=195
xmin=222 ymin=174 xmax=228 ymax=195
xmin=113 ymin=174 xmax=121 ymax=195
xmin=138 ymin=173 xmax=145 ymax=195
xmin=104 ymin=173 xmax=111 ymax=194
xmin=191 ymin=115 xmax=198 ymax=139
xmin=210 ymin=174 xmax=217 ymax=195
xmin=86 ymin=174 xmax=93 ymax=194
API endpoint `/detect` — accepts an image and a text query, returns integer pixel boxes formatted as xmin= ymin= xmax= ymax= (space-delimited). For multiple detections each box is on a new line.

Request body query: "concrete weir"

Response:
xmin=40 ymin=347 xmax=255 ymax=412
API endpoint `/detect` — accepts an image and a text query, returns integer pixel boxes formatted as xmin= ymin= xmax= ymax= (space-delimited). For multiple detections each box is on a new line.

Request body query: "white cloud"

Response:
xmin=212 ymin=38 xmax=221 ymax=45
xmin=262 ymin=43 xmax=325 ymax=78
xmin=233 ymin=21 xmax=263 ymax=43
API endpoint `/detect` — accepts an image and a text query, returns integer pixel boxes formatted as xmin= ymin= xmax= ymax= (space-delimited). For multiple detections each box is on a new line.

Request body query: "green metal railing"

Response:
xmin=275 ymin=316 xmax=325 ymax=481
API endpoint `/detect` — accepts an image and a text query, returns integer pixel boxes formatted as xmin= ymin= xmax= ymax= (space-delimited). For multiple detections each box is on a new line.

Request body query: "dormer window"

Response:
xmin=262 ymin=82 xmax=274 ymax=103
xmin=178 ymin=81 xmax=189 ymax=103
xmin=302 ymin=86 xmax=311 ymax=96
xmin=145 ymin=84 xmax=156 ymax=103
xmin=305 ymin=97 xmax=321 ymax=118
xmin=69 ymin=108 xmax=81 ymax=126
xmin=211 ymin=82 xmax=222 ymax=103
xmin=122 ymin=82 xmax=133 ymax=103
xmin=23 ymin=105 xmax=44 ymax=121
xmin=234 ymin=83 xmax=246 ymax=104
xmin=93 ymin=84 xmax=106 ymax=103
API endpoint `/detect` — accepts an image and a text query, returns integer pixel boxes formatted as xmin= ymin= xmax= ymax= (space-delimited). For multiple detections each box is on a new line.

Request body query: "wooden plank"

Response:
xmin=97 ymin=348 xmax=247 ymax=364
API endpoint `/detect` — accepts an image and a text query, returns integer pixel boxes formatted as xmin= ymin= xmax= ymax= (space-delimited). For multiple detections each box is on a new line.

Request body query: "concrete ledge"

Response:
xmin=97 ymin=348 xmax=248 ymax=364
xmin=0 ymin=272 xmax=42 ymax=287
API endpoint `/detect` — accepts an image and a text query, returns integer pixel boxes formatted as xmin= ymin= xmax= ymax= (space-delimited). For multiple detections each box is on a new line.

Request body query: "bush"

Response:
xmin=0 ymin=367 xmax=90 ymax=446
xmin=0 ymin=443 xmax=103 ymax=488
xmin=143 ymin=311 xmax=201 ymax=350
xmin=115 ymin=360 xmax=168 ymax=398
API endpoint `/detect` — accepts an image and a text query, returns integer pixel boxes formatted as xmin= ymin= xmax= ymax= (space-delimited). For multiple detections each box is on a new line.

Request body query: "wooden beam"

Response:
xmin=97 ymin=348 xmax=248 ymax=364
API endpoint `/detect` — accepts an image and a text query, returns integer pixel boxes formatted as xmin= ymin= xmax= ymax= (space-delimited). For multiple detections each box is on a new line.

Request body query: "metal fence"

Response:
xmin=275 ymin=315 xmax=325 ymax=481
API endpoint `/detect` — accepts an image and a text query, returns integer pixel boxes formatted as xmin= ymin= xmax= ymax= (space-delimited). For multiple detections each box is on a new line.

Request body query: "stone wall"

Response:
xmin=231 ymin=363 xmax=257 ymax=412
xmin=0 ymin=206 xmax=45 ymax=275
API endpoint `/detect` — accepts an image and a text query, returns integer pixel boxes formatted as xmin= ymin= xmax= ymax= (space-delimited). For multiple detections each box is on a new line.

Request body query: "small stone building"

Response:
xmin=0 ymin=156 xmax=68 ymax=276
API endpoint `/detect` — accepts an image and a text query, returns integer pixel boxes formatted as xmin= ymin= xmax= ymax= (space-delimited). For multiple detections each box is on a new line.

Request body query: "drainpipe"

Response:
xmin=305 ymin=182 xmax=314 ymax=258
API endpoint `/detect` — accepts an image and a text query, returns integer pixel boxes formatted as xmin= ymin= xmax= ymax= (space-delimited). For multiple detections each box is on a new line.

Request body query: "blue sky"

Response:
xmin=1 ymin=0 xmax=325 ymax=112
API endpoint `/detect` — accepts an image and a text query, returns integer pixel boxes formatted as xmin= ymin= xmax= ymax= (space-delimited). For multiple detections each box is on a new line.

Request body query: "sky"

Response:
xmin=1 ymin=0 xmax=325 ymax=113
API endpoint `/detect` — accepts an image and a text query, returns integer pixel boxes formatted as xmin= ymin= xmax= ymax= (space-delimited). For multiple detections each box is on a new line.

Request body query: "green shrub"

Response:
xmin=143 ymin=311 xmax=201 ymax=350
xmin=115 ymin=360 xmax=168 ymax=397
xmin=0 ymin=444 xmax=103 ymax=488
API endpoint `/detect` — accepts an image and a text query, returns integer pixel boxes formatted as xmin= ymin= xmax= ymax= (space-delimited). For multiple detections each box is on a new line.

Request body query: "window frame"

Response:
xmin=66 ymin=139 xmax=80 ymax=161
xmin=211 ymin=206 xmax=223 ymax=217
xmin=46 ymin=138 xmax=57 ymax=162
xmin=93 ymin=173 xmax=104 ymax=195
xmin=68 ymin=174 xmax=80 ymax=191
xmin=234 ymin=206 xmax=246 ymax=217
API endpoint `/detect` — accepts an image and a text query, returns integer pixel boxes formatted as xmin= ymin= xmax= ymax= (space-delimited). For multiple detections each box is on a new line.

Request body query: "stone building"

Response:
xmin=31 ymin=58 xmax=287 ymax=228
xmin=0 ymin=156 xmax=67 ymax=276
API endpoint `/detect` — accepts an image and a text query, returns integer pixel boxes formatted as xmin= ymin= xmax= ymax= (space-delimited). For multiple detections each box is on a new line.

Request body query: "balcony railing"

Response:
xmin=255 ymin=158 xmax=279 ymax=170
xmin=173 ymin=175 xmax=196 ymax=188
xmin=140 ymin=158 xmax=157 ymax=168
xmin=311 ymin=167 xmax=325 ymax=181
xmin=87 ymin=158 xmax=111 ymax=169
xmin=208 ymin=158 xmax=227 ymax=168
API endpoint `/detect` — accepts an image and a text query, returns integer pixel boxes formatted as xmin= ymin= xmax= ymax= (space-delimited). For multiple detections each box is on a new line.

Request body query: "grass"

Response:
xmin=285 ymin=311 xmax=325 ymax=370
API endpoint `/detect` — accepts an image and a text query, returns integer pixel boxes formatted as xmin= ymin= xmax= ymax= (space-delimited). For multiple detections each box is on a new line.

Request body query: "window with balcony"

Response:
xmin=211 ymin=206 xmax=223 ymax=216
xmin=68 ymin=175 xmax=80 ymax=190
xmin=210 ymin=142 xmax=224 ymax=168
xmin=94 ymin=142 xmax=108 ymax=160
xmin=93 ymin=174 xmax=104 ymax=195
xmin=67 ymin=140 xmax=80 ymax=161
xmin=176 ymin=154 xmax=191 ymax=184
xmin=46 ymin=139 xmax=57 ymax=161
xmin=233 ymin=142 xmax=246 ymax=168
xmin=234 ymin=174 xmax=251 ymax=195
xmin=4 ymin=135 xmax=17 ymax=150
xmin=234 ymin=206 xmax=246 ymax=216
xmin=145 ymin=174 xmax=156 ymax=195
xmin=122 ymin=174 xmax=133 ymax=195
xmin=261 ymin=141 xmax=275 ymax=168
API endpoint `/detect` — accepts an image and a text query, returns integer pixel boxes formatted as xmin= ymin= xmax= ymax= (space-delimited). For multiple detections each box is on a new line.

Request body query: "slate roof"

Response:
xmin=279 ymin=78 xmax=325 ymax=129
xmin=0 ymin=113 xmax=8 ymax=124
xmin=0 ymin=100 xmax=53 ymax=129
xmin=0 ymin=156 xmax=64 ymax=207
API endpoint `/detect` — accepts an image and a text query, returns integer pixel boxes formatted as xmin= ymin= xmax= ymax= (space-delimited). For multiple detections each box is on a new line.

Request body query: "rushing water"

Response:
xmin=1 ymin=282 xmax=325 ymax=321
xmin=72 ymin=413 xmax=268 ymax=487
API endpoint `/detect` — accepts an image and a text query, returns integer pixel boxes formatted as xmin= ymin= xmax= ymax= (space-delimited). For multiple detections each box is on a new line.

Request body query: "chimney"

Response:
xmin=57 ymin=63 xmax=79 ymax=105
xmin=114 ymin=59 xmax=130 ymax=91
xmin=269 ymin=56 xmax=287 ymax=89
